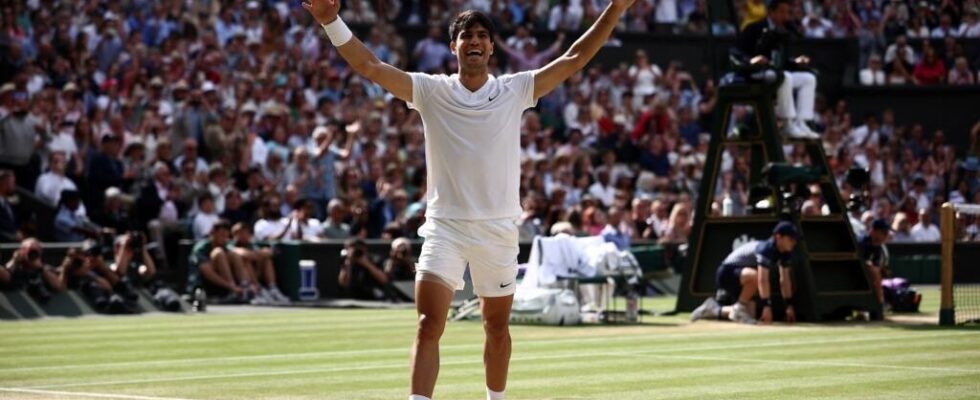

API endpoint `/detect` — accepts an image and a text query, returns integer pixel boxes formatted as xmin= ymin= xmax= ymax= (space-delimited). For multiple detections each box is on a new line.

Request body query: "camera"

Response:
xmin=129 ymin=231 xmax=144 ymax=252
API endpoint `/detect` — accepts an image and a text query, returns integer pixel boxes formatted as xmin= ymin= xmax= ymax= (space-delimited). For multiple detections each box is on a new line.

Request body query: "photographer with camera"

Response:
xmin=1 ymin=238 xmax=67 ymax=304
xmin=109 ymin=231 xmax=157 ymax=289
xmin=338 ymin=238 xmax=393 ymax=301
xmin=385 ymin=238 xmax=417 ymax=281
xmin=64 ymin=241 xmax=137 ymax=314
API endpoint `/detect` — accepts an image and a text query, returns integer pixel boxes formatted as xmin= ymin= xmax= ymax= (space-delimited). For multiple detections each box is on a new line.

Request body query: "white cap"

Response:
xmin=246 ymin=1 xmax=260 ymax=9
xmin=105 ymin=187 xmax=122 ymax=199
xmin=201 ymin=81 xmax=216 ymax=92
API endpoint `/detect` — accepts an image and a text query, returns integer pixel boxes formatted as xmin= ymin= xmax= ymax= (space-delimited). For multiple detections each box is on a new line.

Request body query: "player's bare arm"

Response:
xmin=532 ymin=0 xmax=636 ymax=99
xmin=303 ymin=0 xmax=412 ymax=102
xmin=780 ymin=265 xmax=795 ymax=322
xmin=758 ymin=265 xmax=773 ymax=324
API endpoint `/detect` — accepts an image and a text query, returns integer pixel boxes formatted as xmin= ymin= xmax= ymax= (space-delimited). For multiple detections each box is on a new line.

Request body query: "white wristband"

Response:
xmin=321 ymin=17 xmax=353 ymax=47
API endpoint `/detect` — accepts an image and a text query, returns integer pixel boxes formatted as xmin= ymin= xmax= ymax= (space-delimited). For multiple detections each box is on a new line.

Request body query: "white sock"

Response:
xmin=487 ymin=387 xmax=505 ymax=400
xmin=409 ymin=395 xmax=431 ymax=400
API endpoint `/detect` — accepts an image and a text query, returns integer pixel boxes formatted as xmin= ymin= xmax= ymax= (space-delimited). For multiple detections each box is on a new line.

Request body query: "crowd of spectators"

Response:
xmin=1 ymin=0 xmax=979 ymax=304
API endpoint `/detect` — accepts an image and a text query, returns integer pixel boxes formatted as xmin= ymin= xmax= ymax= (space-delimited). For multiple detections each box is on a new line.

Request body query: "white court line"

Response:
xmin=0 ymin=323 xmax=898 ymax=373
xmin=621 ymin=351 xmax=980 ymax=374
xmin=0 ymin=387 xmax=191 ymax=400
xmin=22 ymin=330 xmax=976 ymax=390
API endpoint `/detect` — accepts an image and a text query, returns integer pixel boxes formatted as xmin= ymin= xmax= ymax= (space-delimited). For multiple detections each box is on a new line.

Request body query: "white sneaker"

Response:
xmin=268 ymin=287 xmax=291 ymax=305
xmin=729 ymin=302 xmax=757 ymax=324
xmin=691 ymin=297 xmax=721 ymax=322
xmin=250 ymin=293 xmax=270 ymax=306
xmin=795 ymin=120 xmax=819 ymax=138
xmin=780 ymin=120 xmax=818 ymax=139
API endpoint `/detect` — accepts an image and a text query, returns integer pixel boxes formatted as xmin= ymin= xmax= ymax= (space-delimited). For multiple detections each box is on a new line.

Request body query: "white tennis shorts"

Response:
xmin=416 ymin=217 xmax=520 ymax=298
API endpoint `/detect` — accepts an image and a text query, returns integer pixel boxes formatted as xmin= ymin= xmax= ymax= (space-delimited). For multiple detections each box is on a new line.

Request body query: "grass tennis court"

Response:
xmin=1 ymin=289 xmax=979 ymax=400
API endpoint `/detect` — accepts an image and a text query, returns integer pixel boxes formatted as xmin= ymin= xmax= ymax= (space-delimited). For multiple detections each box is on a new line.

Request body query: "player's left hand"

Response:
xmin=760 ymin=306 xmax=773 ymax=325
xmin=785 ymin=305 xmax=796 ymax=324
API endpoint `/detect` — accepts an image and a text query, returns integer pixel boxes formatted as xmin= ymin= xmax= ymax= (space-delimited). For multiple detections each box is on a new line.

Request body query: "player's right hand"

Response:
xmin=760 ymin=306 xmax=773 ymax=324
xmin=303 ymin=0 xmax=341 ymax=25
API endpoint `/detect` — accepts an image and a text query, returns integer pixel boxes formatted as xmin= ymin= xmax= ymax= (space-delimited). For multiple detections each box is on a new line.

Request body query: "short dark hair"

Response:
xmin=449 ymin=10 xmax=495 ymax=42
xmin=767 ymin=0 xmax=792 ymax=10
xmin=212 ymin=219 xmax=232 ymax=232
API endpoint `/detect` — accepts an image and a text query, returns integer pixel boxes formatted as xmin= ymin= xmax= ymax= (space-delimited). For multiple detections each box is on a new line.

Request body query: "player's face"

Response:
xmin=451 ymin=24 xmax=493 ymax=70
xmin=776 ymin=234 xmax=797 ymax=253
xmin=871 ymin=229 xmax=889 ymax=245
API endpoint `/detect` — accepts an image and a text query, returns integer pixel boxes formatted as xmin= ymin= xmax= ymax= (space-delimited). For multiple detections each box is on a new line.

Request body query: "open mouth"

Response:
xmin=466 ymin=49 xmax=483 ymax=57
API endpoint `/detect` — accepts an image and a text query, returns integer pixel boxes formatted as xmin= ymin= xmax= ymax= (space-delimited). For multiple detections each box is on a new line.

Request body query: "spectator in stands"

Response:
xmin=600 ymin=206 xmax=631 ymax=250
xmin=658 ymin=202 xmax=692 ymax=244
xmin=886 ymin=52 xmax=915 ymax=84
xmin=34 ymin=151 xmax=79 ymax=208
xmin=338 ymin=238 xmax=391 ymax=301
xmin=278 ymin=198 xmax=324 ymax=242
xmin=54 ymin=190 xmax=103 ymax=243
xmin=0 ymin=91 xmax=41 ymax=190
xmin=913 ymin=44 xmax=946 ymax=85
xmin=192 ymin=193 xmax=220 ymax=240
xmin=384 ymin=237 xmax=416 ymax=282
xmin=136 ymin=162 xmax=184 ymax=269
xmin=229 ymin=223 xmax=291 ymax=304
xmin=0 ymin=169 xmax=21 ymax=242
xmin=931 ymin=13 xmax=959 ymax=38
xmin=735 ymin=0 xmax=818 ymax=138
xmin=413 ymin=25 xmax=453 ymax=73
xmin=188 ymin=220 xmax=257 ymax=303
xmin=960 ymin=8 xmax=980 ymax=37
xmin=254 ymin=195 xmax=287 ymax=241
xmin=321 ymin=198 xmax=352 ymax=239
xmin=85 ymin=134 xmax=125 ymax=212
xmin=368 ymin=188 xmax=409 ymax=238
xmin=548 ymin=0 xmax=584 ymax=31
xmin=1 ymin=238 xmax=66 ymax=303
xmin=220 ymin=190 xmax=251 ymax=226
xmin=174 ymin=138 xmax=208 ymax=175
xmin=884 ymin=35 xmax=917 ymax=66
xmin=890 ymin=212 xmax=914 ymax=242
xmin=859 ymin=54 xmax=887 ymax=85
xmin=948 ymin=57 xmax=976 ymax=85
xmin=309 ymin=125 xmax=353 ymax=220
xmin=802 ymin=11 xmax=833 ymax=38
xmin=496 ymin=32 xmax=564 ymax=73
xmin=628 ymin=50 xmax=663 ymax=107
xmin=911 ymin=208 xmax=941 ymax=242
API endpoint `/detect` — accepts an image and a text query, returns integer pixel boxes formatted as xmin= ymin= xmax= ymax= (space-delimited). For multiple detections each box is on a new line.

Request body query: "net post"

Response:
xmin=939 ymin=202 xmax=955 ymax=326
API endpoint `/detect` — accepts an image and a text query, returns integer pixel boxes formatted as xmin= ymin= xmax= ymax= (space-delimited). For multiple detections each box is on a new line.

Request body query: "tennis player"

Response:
xmin=304 ymin=1 xmax=637 ymax=398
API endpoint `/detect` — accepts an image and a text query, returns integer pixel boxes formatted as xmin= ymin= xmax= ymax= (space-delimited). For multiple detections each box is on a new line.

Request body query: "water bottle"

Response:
xmin=625 ymin=290 xmax=639 ymax=323
xmin=722 ymin=193 xmax=734 ymax=216
xmin=299 ymin=259 xmax=320 ymax=301
xmin=192 ymin=287 xmax=207 ymax=313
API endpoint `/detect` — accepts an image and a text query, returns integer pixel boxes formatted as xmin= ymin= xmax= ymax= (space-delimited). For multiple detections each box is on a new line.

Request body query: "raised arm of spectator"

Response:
xmin=337 ymin=127 xmax=356 ymax=160
xmin=539 ymin=33 xmax=566 ymax=60
xmin=493 ymin=34 xmax=522 ymax=59
xmin=532 ymin=0 xmax=636 ymax=99
xmin=304 ymin=0 xmax=412 ymax=103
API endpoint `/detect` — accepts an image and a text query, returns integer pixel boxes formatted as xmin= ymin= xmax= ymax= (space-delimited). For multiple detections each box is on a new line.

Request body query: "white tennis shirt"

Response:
xmin=408 ymin=71 xmax=536 ymax=220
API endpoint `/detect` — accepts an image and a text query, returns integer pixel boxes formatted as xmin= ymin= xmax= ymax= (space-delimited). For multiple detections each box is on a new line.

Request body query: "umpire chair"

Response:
xmin=673 ymin=0 xmax=881 ymax=321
